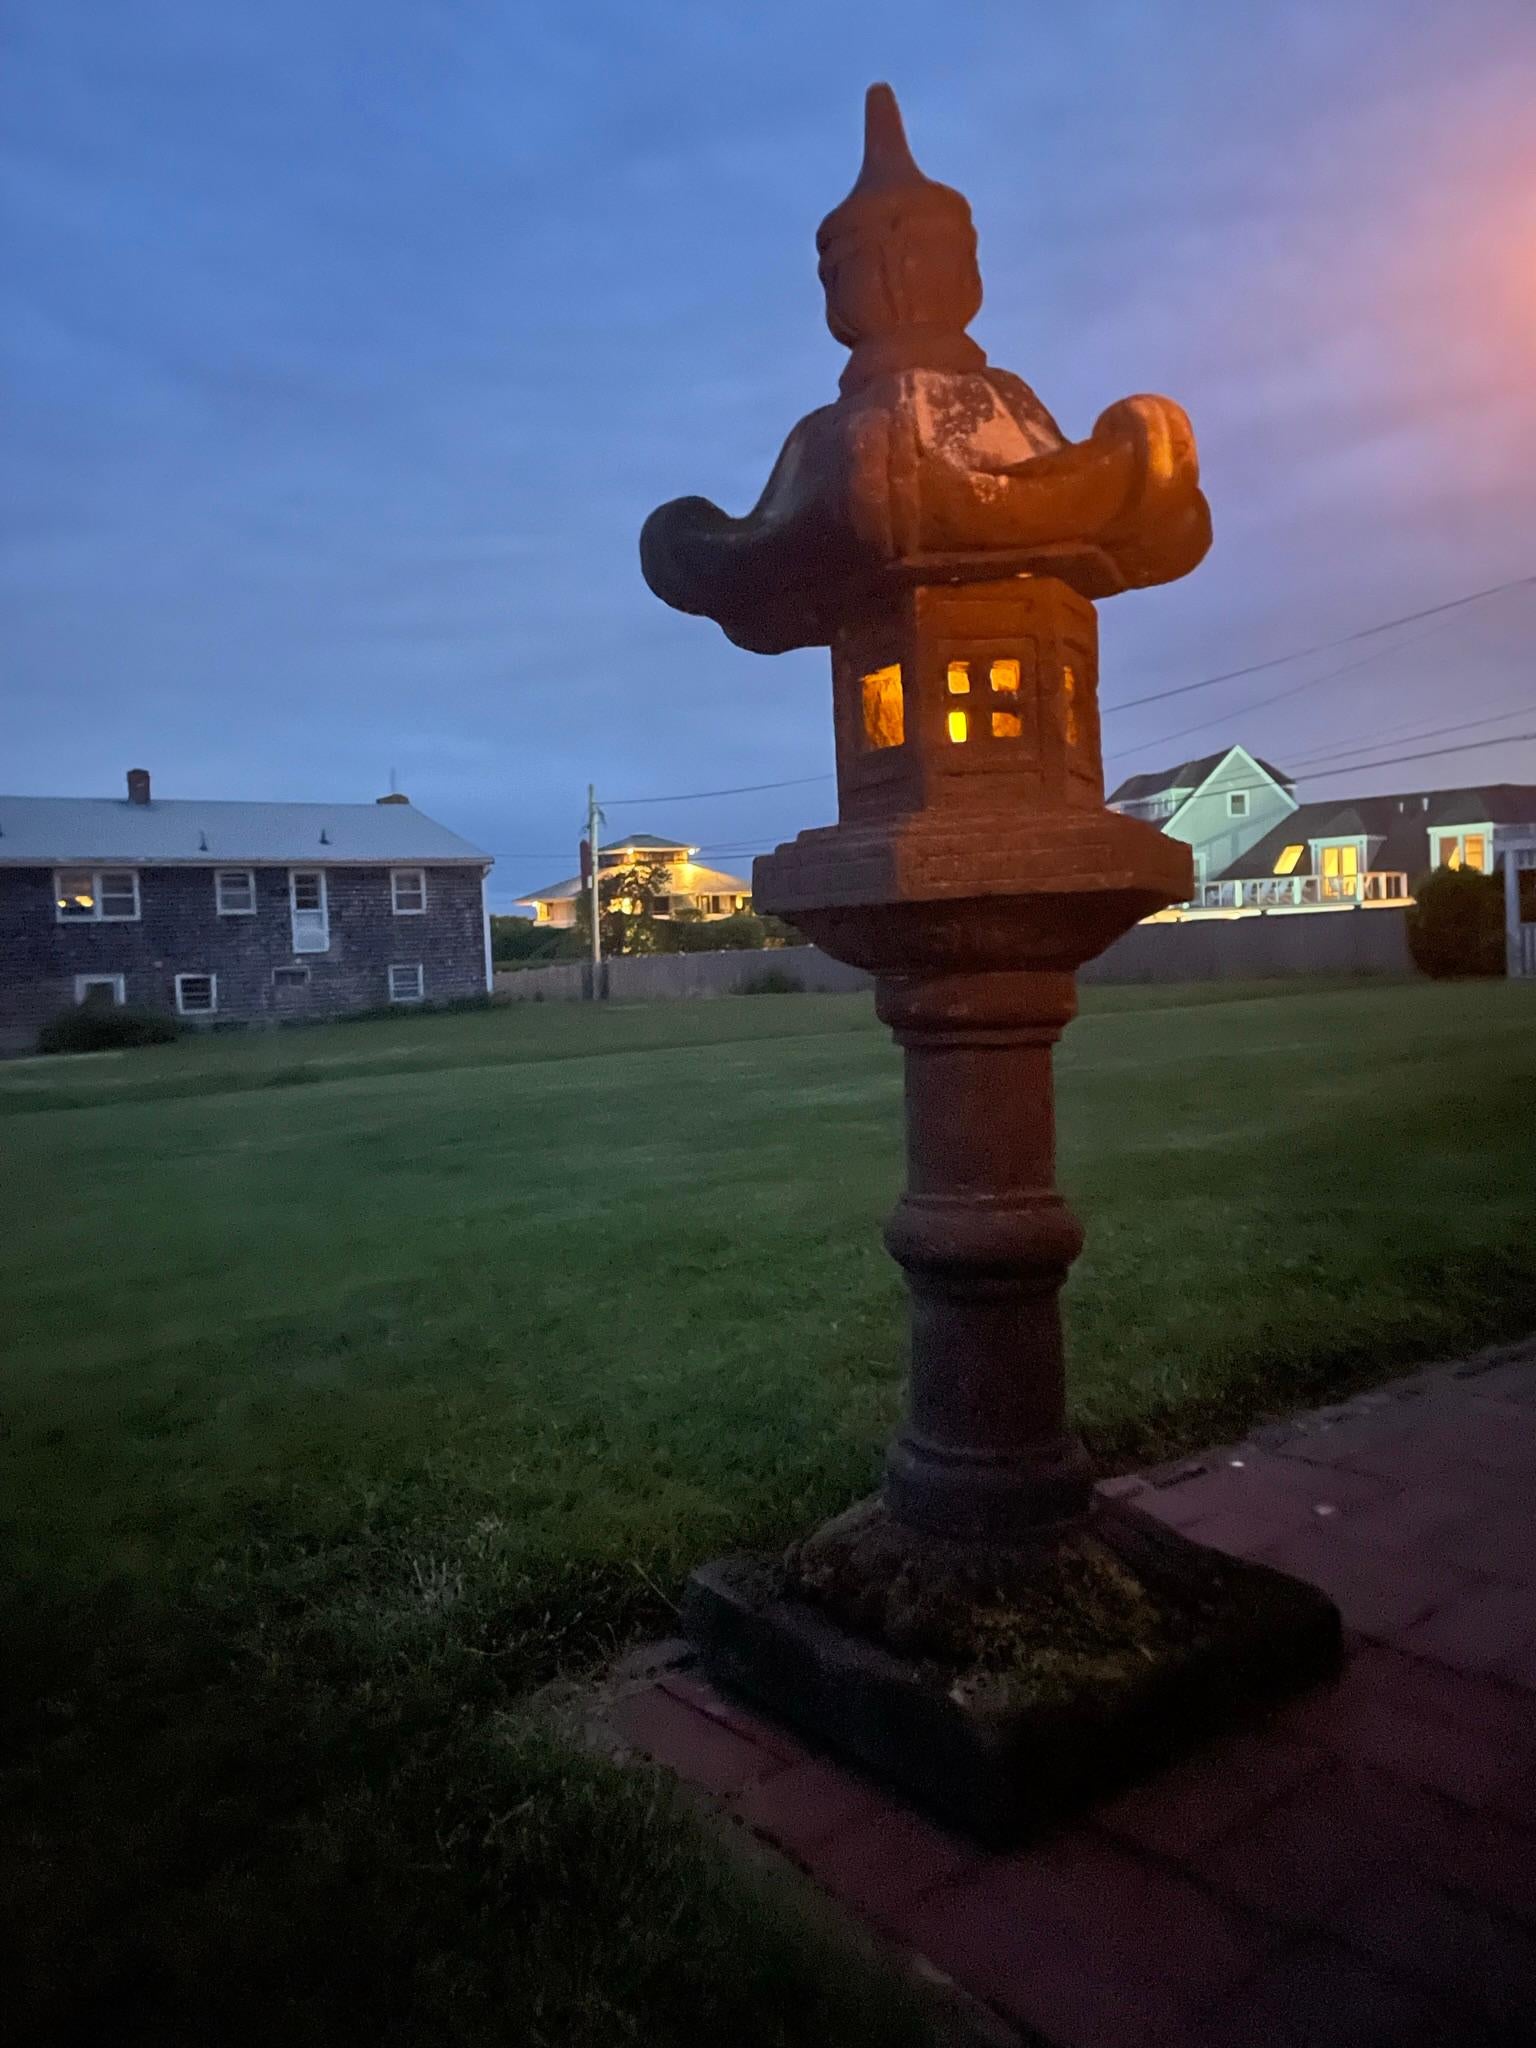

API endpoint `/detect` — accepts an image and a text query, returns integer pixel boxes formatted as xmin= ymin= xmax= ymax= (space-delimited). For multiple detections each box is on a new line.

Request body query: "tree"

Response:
xmin=757 ymin=912 xmax=808 ymax=949
xmin=1407 ymin=864 xmax=1505 ymax=978
xmin=572 ymin=860 xmax=673 ymax=957
xmin=490 ymin=916 xmax=575 ymax=967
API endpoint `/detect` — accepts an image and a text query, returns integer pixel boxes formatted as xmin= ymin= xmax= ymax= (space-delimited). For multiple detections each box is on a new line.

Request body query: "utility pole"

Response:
xmin=586 ymin=782 xmax=603 ymax=998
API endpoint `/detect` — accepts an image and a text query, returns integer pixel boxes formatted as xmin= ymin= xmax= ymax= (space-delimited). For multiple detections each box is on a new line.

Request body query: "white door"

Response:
xmin=290 ymin=869 xmax=330 ymax=953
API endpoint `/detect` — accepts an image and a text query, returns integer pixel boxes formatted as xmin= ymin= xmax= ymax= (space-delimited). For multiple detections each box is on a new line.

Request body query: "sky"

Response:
xmin=4 ymin=0 xmax=1535 ymax=910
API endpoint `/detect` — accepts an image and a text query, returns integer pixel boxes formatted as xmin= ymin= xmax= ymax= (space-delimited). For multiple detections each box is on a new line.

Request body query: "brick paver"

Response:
xmin=599 ymin=1339 xmax=1536 ymax=2046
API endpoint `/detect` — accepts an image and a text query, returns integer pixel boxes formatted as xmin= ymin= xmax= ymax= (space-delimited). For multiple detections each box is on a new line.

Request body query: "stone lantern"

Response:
xmin=641 ymin=87 xmax=1339 ymax=1843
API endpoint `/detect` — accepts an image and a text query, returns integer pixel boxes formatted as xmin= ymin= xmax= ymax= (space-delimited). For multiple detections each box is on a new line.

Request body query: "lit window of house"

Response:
xmin=1319 ymin=843 xmax=1360 ymax=901
xmin=1273 ymin=844 xmax=1305 ymax=876
xmin=54 ymin=868 xmax=140 ymax=922
xmin=1434 ymin=832 xmax=1486 ymax=872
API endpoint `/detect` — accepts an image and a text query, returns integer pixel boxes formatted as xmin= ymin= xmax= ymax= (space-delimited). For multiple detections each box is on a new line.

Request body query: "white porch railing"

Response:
xmin=1195 ymin=871 xmax=1410 ymax=912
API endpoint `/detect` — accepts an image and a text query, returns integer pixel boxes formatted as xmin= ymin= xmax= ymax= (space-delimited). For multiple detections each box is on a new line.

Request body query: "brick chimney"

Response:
xmin=126 ymin=768 xmax=151 ymax=806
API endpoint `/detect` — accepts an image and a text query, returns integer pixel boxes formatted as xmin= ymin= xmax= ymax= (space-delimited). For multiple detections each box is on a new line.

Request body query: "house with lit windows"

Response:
xmin=0 ymin=769 xmax=492 ymax=1050
xmin=1107 ymin=746 xmax=1299 ymax=893
xmin=517 ymin=834 xmax=752 ymax=928
xmin=1108 ymin=750 xmax=1536 ymax=918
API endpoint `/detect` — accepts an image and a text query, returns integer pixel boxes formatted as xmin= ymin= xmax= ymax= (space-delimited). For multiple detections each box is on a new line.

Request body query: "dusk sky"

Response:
xmin=4 ymin=1 xmax=1535 ymax=909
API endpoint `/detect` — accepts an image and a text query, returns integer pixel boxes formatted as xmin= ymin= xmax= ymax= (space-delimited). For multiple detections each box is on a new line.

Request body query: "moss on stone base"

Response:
xmin=685 ymin=1498 xmax=1343 ymax=1843
xmin=787 ymin=1493 xmax=1308 ymax=1716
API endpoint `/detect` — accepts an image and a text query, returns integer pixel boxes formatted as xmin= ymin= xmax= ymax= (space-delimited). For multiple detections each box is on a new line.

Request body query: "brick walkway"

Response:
xmin=599 ymin=1342 xmax=1536 ymax=2046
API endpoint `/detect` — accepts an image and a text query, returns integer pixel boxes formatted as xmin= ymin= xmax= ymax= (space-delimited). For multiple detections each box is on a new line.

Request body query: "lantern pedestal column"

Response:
xmin=682 ymin=795 xmax=1341 ymax=1848
xmin=685 ymin=938 xmax=1340 ymax=1847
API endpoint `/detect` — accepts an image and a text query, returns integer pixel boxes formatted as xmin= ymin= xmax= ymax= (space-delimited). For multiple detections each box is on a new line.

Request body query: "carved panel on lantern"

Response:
xmin=938 ymin=643 xmax=1040 ymax=771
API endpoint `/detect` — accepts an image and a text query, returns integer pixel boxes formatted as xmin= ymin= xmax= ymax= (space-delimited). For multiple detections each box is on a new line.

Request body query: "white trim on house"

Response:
xmin=481 ymin=867 xmax=493 ymax=992
xmin=175 ymin=972 xmax=217 ymax=1016
xmin=289 ymin=868 xmax=330 ymax=953
xmin=74 ymin=973 xmax=126 ymax=1007
xmin=1503 ymin=831 xmax=1536 ymax=978
xmin=215 ymin=867 xmax=257 ymax=915
xmin=391 ymin=867 xmax=427 ymax=914
xmin=388 ymin=963 xmax=425 ymax=1004
xmin=53 ymin=867 xmax=140 ymax=923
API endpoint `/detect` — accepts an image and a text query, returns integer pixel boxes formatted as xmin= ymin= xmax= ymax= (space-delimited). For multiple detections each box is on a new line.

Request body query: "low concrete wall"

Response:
xmin=494 ymin=909 xmax=1416 ymax=1003
xmin=1080 ymin=907 xmax=1415 ymax=984
xmin=494 ymin=947 xmax=871 ymax=1002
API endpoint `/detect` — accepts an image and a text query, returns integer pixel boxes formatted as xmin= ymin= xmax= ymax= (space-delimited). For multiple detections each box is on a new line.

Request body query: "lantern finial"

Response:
xmin=856 ymin=82 xmax=921 ymax=186
xmin=816 ymin=84 xmax=984 ymax=380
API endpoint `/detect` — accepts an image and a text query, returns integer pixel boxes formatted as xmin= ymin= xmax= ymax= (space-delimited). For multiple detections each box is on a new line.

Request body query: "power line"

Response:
xmin=1104 ymin=604 xmax=1479 ymax=766
xmin=603 ymin=771 xmax=833 ymax=806
xmin=1288 ymin=727 xmax=1536 ymax=785
xmin=1100 ymin=572 xmax=1536 ymax=719
xmin=1284 ymin=701 xmax=1536 ymax=774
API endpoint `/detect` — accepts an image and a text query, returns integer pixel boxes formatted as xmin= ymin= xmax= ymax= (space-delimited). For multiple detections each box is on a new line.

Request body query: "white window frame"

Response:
xmin=175 ymin=972 xmax=218 ymax=1016
xmin=75 ymin=974 xmax=126 ymax=1007
xmin=215 ymin=867 xmax=257 ymax=916
xmin=1432 ymin=828 xmax=1491 ymax=873
xmin=1227 ymin=790 xmax=1249 ymax=818
xmin=388 ymin=963 xmax=425 ymax=1004
xmin=1314 ymin=837 xmax=1366 ymax=902
xmin=289 ymin=869 xmax=330 ymax=953
xmin=391 ymin=867 xmax=427 ymax=915
xmin=54 ymin=868 xmax=141 ymax=923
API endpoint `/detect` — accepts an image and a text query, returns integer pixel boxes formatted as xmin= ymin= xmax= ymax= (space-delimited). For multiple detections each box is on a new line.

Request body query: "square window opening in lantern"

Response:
xmin=860 ymin=664 xmax=904 ymax=750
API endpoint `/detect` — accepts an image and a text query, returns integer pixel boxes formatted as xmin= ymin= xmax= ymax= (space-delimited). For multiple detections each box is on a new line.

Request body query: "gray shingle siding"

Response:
xmin=0 ymin=863 xmax=487 ymax=1041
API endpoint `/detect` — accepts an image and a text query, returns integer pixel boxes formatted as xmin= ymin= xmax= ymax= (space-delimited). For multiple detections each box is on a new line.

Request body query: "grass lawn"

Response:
xmin=5 ymin=977 xmax=1535 ymax=2045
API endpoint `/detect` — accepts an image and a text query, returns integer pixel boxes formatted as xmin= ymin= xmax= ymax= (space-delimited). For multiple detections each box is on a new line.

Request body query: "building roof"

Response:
xmin=600 ymin=833 xmax=694 ymax=853
xmin=518 ymin=856 xmax=751 ymax=907
xmin=0 ymin=793 xmax=490 ymax=866
xmin=1216 ymin=783 xmax=1536 ymax=881
xmin=1108 ymin=747 xmax=1294 ymax=806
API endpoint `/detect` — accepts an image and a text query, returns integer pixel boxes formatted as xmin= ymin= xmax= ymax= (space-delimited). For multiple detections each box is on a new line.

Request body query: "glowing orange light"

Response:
xmin=946 ymin=661 xmax=971 ymax=694
xmin=989 ymin=659 xmax=1020 ymax=693
xmin=991 ymin=711 xmax=1023 ymax=739
xmin=947 ymin=709 xmax=969 ymax=743
xmin=860 ymin=664 xmax=904 ymax=748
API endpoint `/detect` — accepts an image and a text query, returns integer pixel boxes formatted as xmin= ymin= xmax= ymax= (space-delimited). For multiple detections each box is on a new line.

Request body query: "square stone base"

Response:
xmin=681 ymin=1504 xmax=1343 ymax=1848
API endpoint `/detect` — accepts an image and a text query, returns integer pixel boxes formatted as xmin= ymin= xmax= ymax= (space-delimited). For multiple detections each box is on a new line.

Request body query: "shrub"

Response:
xmin=37 ymin=1005 xmax=180 ymax=1055
xmin=738 ymin=967 xmax=803 ymax=996
xmin=1407 ymin=864 xmax=1506 ymax=979
xmin=702 ymin=911 xmax=766 ymax=952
